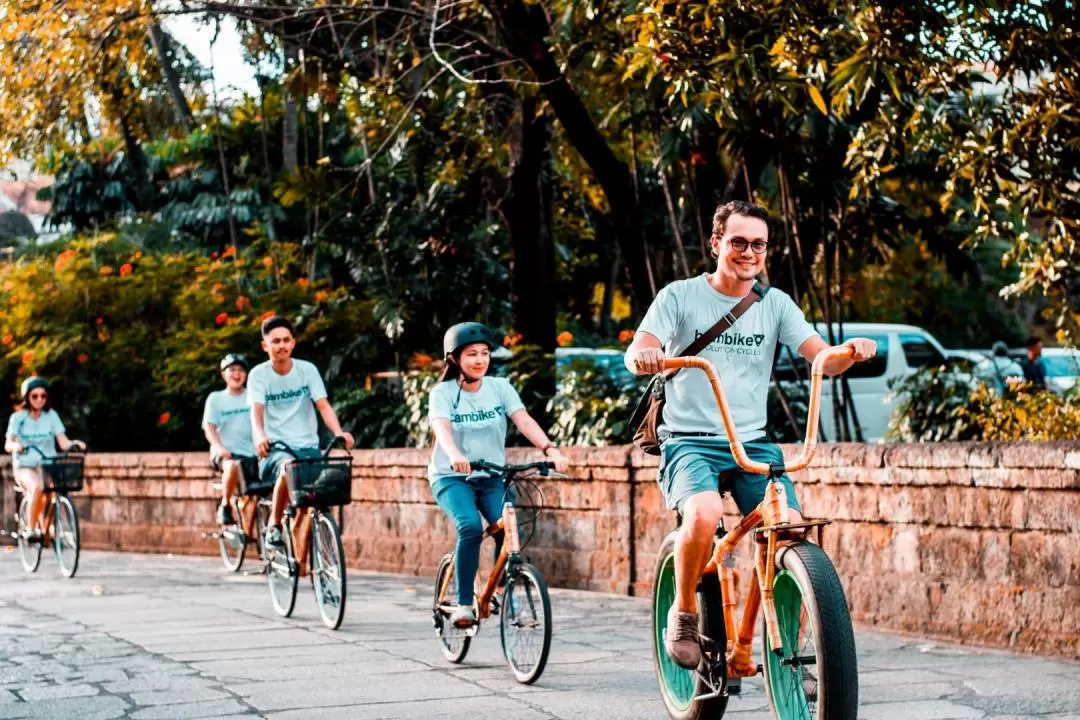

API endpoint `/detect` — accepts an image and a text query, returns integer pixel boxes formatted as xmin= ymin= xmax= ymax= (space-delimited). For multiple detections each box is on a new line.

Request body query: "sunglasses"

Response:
xmin=28 ymin=392 xmax=48 ymax=400
xmin=728 ymin=238 xmax=769 ymax=254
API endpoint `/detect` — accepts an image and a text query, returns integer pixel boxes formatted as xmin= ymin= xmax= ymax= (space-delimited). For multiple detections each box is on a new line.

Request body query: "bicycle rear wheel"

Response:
xmin=218 ymin=498 xmax=246 ymax=572
xmin=53 ymin=494 xmax=80 ymax=578
xmin=762 ymin=541 xmax=858 ymax=720
xmin=267 ymin=517 xmax=298 ymax=617
xmin=311 ymin=510 xmax=347 ymax=630
xmin=16 ymin=494 xmax=42 ymax=573
xmin=500 ymin=561 xmax=552 ymax=685
xmin=433 ymin=553 xmax=471 ymax=663
xmin=651 ymin=531 xmax=728 ymax=720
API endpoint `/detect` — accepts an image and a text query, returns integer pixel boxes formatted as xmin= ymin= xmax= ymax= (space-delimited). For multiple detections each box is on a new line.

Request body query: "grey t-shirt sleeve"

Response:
xmin=498 ymin=379 xmax=526 ymax=416
xmin=775 ymin=292 xmax=819 ymax=351
xmin=50 ymin=411 xmax=66 ymax=436
xmin=202 ymin=394 xmax=217 ymax=430
xmin=636 ymin=284 xmax=680 ymax=349
xmin=247 ymin=367 xmax=267 ymax=405
xmin=5 ymin=411 xmax=20 ymax=439
xmin=428 ymin=382 xmax=453 ymax=420
xmin=304 ymin=361 xmax=328 ymax=402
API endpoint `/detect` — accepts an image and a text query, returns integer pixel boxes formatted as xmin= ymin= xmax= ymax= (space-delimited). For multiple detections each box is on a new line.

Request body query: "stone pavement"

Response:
xmin=0 ymin=549 xmax=1076 ymax=720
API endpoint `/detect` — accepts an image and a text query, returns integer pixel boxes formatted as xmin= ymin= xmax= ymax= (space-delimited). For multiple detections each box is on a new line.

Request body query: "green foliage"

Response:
xmin=0 ymin=236 xmax=376 ymax=451
xmin=887 ymin=368 xmax=1080 ymax=442
xmin=547 ymin=360 xmax=646 ymax=447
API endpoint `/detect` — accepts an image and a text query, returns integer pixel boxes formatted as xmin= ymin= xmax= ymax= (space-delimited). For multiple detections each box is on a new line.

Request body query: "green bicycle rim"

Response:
xmin=765 ymin=570 xmax=813 ymax=720
xmin=654 ymin=552 xmax=697 ymax=710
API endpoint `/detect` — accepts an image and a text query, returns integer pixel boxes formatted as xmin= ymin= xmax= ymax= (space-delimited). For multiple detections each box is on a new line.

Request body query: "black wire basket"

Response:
xmin=41 ymin=455 xmax=85 ymax=493
xmin=236 ymin=457 xmax=273 ymax=496
xmin=284 ymin=456 xmax=353 ymax=509
xmin=504 ymin=475 xmax=546 ymax=550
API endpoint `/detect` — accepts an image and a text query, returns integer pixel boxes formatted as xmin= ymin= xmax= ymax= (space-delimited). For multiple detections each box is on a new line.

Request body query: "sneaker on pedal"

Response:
xmin=216 ymin=503 xmax=235 ymax=526
xmin=264 ymin=525 xmax=285 ymax=550
xmin=666 ymin=606 xmax=702 ymax=669
xmin=450 ymin=605 xmax=477 ymax=628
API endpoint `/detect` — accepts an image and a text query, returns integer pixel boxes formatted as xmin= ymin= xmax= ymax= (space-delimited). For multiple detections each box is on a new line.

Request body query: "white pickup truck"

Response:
xmin=774 ymin=322 xmax=954 ymax=442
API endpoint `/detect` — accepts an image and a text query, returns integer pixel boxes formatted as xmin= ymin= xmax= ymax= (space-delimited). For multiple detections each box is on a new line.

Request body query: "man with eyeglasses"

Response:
xmin=624 ymin=200 xmax=878 ymax=670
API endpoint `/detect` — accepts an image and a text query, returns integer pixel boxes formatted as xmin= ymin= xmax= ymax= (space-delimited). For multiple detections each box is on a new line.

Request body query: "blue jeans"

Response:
xmin=432 ymin=474 xmax=508 ymax=606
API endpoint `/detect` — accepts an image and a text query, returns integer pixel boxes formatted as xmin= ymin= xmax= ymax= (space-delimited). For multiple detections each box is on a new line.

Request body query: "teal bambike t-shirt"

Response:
xmin=247 ymin=359 xmax=327 ymax=450
xmin=6 ymin=409 xmax=65 ymax=468
xmin=427 ymin=377 xmax=525 ymax=481
xmin=202 ymin=389 xmax=256 ymax=457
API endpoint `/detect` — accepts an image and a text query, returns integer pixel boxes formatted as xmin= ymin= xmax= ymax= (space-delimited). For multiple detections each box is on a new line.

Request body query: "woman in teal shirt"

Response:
xmin=4 ymin=377 xmax=85 ymax=540
xmin=429 ymin=323 xmax=568 ymax=629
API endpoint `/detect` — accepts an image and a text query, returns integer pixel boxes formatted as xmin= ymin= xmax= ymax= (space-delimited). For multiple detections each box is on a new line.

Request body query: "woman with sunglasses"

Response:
xmin=4 ymin=377 xmax=85 ymax=541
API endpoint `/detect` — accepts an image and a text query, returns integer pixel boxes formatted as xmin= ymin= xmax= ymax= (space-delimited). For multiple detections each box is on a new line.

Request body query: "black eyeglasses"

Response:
xmin=728 ymin=238 xmax=768 ymax=254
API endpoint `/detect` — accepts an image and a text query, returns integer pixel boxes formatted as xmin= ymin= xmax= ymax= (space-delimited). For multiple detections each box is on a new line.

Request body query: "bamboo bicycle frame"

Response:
xmin=662 ymin=344 xmax=855 ymax=678
xmin=436 ymin=501 xmax=522 ymax=621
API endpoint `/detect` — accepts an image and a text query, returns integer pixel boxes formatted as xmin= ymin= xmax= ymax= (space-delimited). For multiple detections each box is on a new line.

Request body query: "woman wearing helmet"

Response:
xmin=203 ymin=354 xmax=257 ymax=526
xmin=428 ymin=322 xmax=569 ymax=628
xmin=4 ymin=377 xmax=85 ymax=540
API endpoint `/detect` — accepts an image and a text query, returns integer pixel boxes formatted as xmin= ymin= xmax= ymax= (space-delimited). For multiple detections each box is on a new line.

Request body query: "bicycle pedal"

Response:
xmin=727 ymin=677 xmax=742 ymax=695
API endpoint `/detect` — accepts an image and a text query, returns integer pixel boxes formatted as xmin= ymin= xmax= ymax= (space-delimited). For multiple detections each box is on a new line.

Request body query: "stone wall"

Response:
xmin=1 ymin=442 xmax=1077 ymax=659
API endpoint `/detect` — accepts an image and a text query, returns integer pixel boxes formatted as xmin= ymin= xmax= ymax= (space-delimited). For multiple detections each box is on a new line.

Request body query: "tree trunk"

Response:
xmin=282 ymin=41 xmax=300 ymax=172
xmin=502 ymin=96 xmax=555 ymax=354
xmin=148 ymin=22 xmax=195 ymax=132
xmin=481 ymin=0 xmax=654 ymax=313
xmin=118 ymin=114 xmax=155 ymax=212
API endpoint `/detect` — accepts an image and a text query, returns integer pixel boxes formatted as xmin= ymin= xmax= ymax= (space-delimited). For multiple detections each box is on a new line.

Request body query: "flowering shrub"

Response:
xmin=0 ymin=236 xmax=376 ymax=451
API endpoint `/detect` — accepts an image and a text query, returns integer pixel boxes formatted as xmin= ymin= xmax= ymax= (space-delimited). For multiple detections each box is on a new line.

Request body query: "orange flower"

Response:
xmin=619 ymin=329 xmax=635 ymax=344
xmin=313 ymin=291 xmax=329 ymax=303
xmin=21 ymin=351 xmax=33 ymax=364
xmin=2 ymin=334 xmax=12 ymax=345
xmin=212 ymin=283 xmax=223 ymax=292
xmin=54 ymin=249 xmax=76 ymax=272
xmin=95 ymin=317 xmax=104 ymax=326
xmin=223 ymin=246 xmax=236 ymax=258
xmin=262 ymin=256 xmax=273 ymax=267
xmin=260 ymin=310 xmax=276 ymax=322
xmin=77 ymin=353 xmax=89 ymax=365
xmin=119 ymin=263 xmax=133 ymax=277
xmin=158 ymin=412 xmax=171 ymax=426
xmin=215 ymin=312 xmax=229 ymax=326
xmin=100 ymin=266 xmax=113 ymax=275
xmin=504 ymin=332 xmax=523 ymax=348
xmin=556 ymin=331 xmax=574 ymax=347
xmin=134 ymin=251 xmax=143 ymax=259
xmin=411 ymin=352 xmax=434 ymax=369
xmin=235 ymin=296 xmax=251 ymax=311
xmin=297 ymin=277 xmax=310 ymax=288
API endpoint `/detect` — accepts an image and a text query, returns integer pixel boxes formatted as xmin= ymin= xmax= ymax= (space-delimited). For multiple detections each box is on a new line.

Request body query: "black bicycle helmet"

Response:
xmin=442 ymin=322 xmax=494 ymax=357
xmin=219 ymin=353 xmax=249 ymax=372
xmin=20 ymin=376 xmax=49 ymax=398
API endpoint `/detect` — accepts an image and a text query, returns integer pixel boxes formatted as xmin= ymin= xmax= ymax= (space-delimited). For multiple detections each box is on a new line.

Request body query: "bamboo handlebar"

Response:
xmin=661 ymin=343 xmax=856 ymax=474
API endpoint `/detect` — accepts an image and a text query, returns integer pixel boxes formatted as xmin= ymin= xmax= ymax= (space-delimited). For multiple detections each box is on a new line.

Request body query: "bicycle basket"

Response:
xmin=505 ymin=475 xmax=545 ymax=550
xmin=237 ymin=457 xmax=273 ymax=497
xmin=42 ymin=455 xmax=85 ymax=493
xmin=284 ymin=456 xmax=353 ymax=509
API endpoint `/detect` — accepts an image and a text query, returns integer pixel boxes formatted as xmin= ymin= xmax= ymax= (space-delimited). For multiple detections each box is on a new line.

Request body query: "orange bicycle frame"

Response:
xmin=662 ymin=344 xmax=854 ymax=677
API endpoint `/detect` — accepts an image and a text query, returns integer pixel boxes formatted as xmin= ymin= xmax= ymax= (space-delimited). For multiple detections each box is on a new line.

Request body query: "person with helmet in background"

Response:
xmin=4 ymin=377 xmax=85 ymax=541
xmin=203 ymin=354 xmax=258 ymax=526
xmin=428 ymin=322 xmax=569 ymax=629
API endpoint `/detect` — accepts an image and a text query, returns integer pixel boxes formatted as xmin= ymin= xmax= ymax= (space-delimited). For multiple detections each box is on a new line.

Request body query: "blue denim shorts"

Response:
xmin=658 ymin=437 xmax=802 ymax=515
xmin=258 ymin=447 xmax=321 ymax=486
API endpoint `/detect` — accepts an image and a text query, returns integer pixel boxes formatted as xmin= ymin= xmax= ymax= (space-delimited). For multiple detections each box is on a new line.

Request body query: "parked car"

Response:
xmin=774 ymin=323 xmax=956 ymax=442
xmin=1040 ymin=348 xmax=1080 ymax=394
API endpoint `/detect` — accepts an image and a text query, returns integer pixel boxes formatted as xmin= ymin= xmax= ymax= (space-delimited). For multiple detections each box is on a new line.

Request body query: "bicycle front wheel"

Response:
xmin=53 ymin=494 xmax=80 ymax=578
xmin=267 ymin=517 xmax=298 ymax=617
xmin=17 ymin=494 xmax=42 ymax=573
xmin=762 ymin=541 xmax=858 ymax=720
xmin=500 ymin=561 xmax=552 ymax=685
xmin=311 ymin=510 xmax=347 ymax=630
xmin=433 ymin=553 xmax=471 ymax=663
xmin=218 ymin=498 xmax=246 ymax=573
xmin=651 ymin=531 xmax=728 ymax=720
